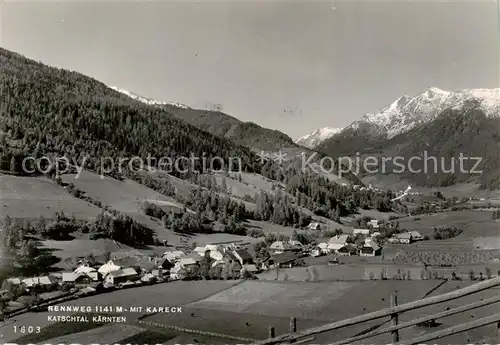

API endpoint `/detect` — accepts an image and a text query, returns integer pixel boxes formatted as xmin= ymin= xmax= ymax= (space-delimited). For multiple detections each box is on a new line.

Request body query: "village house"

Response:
xmin=308 ymin=222 xmax=321 ymax=230
xmin=162 ymin=250 xmax=186 ymax=263
xmin=409 ymin=231 xmax=424 ymax=241
xmin=232 ymin=248 xmax=254 ymax=266
xmin=325 ymin=234 xmax=350 ymax=253
xmin=22 ymin=276 xmax=57 ymax=292
xmin=337 ymin=244 xmax=357 ymax=256
xmin=269 ymin=241 xmax=301 ymax=254
xmin=104 ymin=267 xmax=139 ymax=286
xmin=62 ymin=271 xmax=99 ymax=287
xmin=390 ymin=233 xmax=412 ymax=244
xmin=98 ymin=260 xmax=122 ymax=276
xmin=368 ymin=220 xmax=380 ymax=229
xmin=360 ymin=240 xmax=381 ymax=257
xmin=353 ymin=228 xmax=370 ymax=236
xmin=288 ymin=240 xmax=303 ymax=248
xmin=265 ymin=251 xmax=302 ymax=269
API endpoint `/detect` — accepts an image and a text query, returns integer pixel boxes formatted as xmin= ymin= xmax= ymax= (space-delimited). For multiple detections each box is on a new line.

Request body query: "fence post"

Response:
xmin=391 ymin=293 xmax=399 ymax=343
xmin=268 ymin=325 xmax=275 ymax=338
xmin=289 ymin=317 xmax=297 ymax=343
xmin=290 ymin=317 xmax=297 ymax=333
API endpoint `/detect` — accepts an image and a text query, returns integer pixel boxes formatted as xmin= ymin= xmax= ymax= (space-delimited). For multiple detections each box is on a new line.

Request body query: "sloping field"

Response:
xmin=61 ymin=170 xmax=183 ymax=214
xmin=61 ymin=169 xmax=185 ymax=243
xmin=188 ymin=280 xmax=441 ymax=321
xmin=397 ymin=210 xmax=493 ymax=238
xmin=144 ymin=280 xmax=441 ymax=342
xmin=0 ymin=174 xmax=101 ymax=220
xmin=41 ymin=237 xmax=141 ymax=261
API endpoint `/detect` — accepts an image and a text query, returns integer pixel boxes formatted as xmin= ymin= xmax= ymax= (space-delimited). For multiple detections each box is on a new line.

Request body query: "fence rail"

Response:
xmin=255 ymin=277 xmax=500 ymax=345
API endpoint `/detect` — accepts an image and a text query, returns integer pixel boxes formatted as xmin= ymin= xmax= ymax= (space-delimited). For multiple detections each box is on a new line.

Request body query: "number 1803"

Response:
xmin=13 ymin=326 xmax=41 ymax=333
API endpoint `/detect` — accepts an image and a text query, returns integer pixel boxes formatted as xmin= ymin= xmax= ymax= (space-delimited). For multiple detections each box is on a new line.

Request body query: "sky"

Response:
xmin=1 ymin=0 xmax=499 ymax=140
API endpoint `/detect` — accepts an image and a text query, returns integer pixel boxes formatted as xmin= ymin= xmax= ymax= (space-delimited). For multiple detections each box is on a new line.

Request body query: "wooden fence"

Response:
xmin=255 ymin=277 xmax=500 ymax=345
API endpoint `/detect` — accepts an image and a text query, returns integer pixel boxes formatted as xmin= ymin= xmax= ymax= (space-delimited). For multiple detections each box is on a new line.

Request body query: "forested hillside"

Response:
xmin=162 ymin=104 xmax=298 ymax=151
xmin=0 ymin=48 xmax=262 ymax=176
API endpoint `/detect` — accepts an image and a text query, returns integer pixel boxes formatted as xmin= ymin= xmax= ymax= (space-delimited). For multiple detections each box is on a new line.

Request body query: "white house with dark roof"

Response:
xmin=360 ymin=240 xmax=381 ymax=256
xmin=104 ymin=267 xmax=138 ymax=285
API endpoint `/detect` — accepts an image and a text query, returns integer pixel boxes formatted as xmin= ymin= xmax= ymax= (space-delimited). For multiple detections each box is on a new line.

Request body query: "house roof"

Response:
xmin=395 ymin=233 xmax=412 ymax=239
xmin=107 ymin=267 xmax=138 ymax=277
xmin=22 ymin=276 xmax=53 ymax=287
xmin=243 ymin=264 xmax=258 ymax=272
xmin=6 ymin=278 xmax=21 ymax=285
xmin=328 ymin=234 xmax=349 ymax=245
xmin=270 ymin=241 xmax=299 ymax=251
xmin=288 ymin=240 xmax=303 ymax=247
xmin=409 ymin=231 xmax=422 ymax=237
xmin=178 ymin=258 xmax=198 ymax=266
xmin=162 ymin=250 xmax=186 ymax=261
xmin=362 ymin=241 xmax=380 ymax=251
xmin=353 ymin=229 xmax=370 ymax=234
xmin=327 ymin=243 xmax=345 ymax=250
xmin=270 ymin=251 xmax=302 ymax=264
xmin=234 ymin=249 xmax=253 ymax=261
xmin=98 ymin=261 xmax=121 ymax=274
xmin=73 ymin=265 xmax=97 ymax=275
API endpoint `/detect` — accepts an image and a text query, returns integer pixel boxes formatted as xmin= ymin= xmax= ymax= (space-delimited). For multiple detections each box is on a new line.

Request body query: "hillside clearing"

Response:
xmin=0 ymin=174 xmax=101 ymax=220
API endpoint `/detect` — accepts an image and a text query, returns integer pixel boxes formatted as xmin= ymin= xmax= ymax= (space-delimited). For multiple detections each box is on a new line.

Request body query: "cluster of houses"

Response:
xmin=312 ymin=234 xmax=381 ymax=257
xmin=387 ymin=230 xmax=423 ymax=244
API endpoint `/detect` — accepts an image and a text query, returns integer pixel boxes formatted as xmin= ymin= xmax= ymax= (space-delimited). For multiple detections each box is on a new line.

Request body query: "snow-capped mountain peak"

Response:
xmin=343 ymin=87 xmax=500 ymax=139
xmin=110 ymin=86 xmax=190 ymax=109
xmin=295 ymin=127 xmax=343 ymax=149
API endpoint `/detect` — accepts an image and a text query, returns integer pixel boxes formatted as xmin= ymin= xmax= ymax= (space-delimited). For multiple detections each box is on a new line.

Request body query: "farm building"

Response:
xmin=337 ymin=244 xmax=357 ymax=256
xmin=170 ymin=266 xmax=184 ymax=280
xmin=409 ymin=231 xmax=423 ymax=241
xmin=266 ymin=252 xmax=302 ymax=268
xmin=360 ymin=241 xmax=381 ymax=257
xmin=162 ymin=250 xmax=186 ymax=263
xmin=353 ymin=229 xmax=370 ymax=236
xmin=22 ymin=276 xmax=56 ymax=290
xmin=104 ymin=268 xmax=139 ymax=285
xmin=185 ymin=253 xmax=203 ymax=265
xmin=390 ymin=233 xmax=412 ymax=244
xmin=325 ymin=234 xmax=350 ymax=253
xmin=317 ymin=242 xmax=329 ymax=254
xmin=73 ymin=264 xmax=97 ymax=275
xmin=62 ymin=271 xmax=98 ymax=286
xmin=232 ymin=249 xmax=253 ymax=266
xmin=177 ymin=257 xmax=198 ymax=268
xmin=269 ymin=241 xmax=301 ymax=254
xmin=311 ymin=247 xmax=323 ymax=257
xmin=241 ymin=264 xmax=258 ymax=274
xmin=368 ymin=220 xmax=380 ymax=228
xmin=288 ymin=240 xmax=304 ymax=248
xmin=308 ymin=222 xmax=321 ymax=230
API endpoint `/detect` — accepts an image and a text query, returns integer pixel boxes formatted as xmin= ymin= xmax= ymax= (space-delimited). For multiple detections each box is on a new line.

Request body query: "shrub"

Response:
xmin=485 ymin=267 xmax=492 ymax=279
